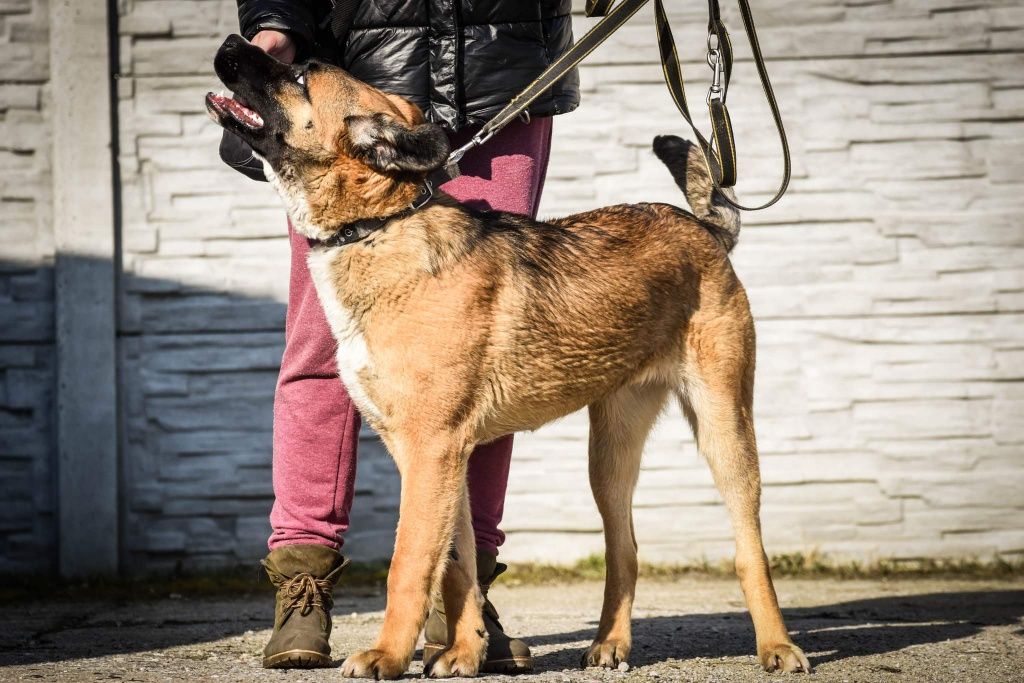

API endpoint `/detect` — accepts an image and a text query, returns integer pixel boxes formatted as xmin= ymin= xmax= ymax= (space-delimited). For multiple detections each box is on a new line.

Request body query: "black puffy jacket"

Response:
xmin=237 ymin=0 xmax=580 ymax=131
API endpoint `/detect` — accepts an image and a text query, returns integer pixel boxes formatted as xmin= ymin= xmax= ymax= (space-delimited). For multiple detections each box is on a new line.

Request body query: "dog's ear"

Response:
xmin=345 ymin=113 xmax=450 ymax=173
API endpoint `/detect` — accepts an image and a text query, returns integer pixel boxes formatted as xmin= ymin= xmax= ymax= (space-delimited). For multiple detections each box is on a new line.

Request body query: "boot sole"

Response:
xmin=423 ymin=643 xmax=534 ymax=674
xmin=262 ymin=649 xmax=333 ymax=669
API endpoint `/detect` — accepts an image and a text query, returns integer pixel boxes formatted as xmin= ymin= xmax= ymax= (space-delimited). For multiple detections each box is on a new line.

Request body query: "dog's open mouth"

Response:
xmin=206 ymin=92 xmax=264 ymax=130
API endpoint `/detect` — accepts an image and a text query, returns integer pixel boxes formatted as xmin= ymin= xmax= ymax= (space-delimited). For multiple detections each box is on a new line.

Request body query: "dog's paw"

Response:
xmin=340 ymin=648 xmax=408 ymax=679
xmin=581 ymin=638 xmax=631 ymax=669
xmin=759 ymin=642 xmax=811 ymax=673
xmin=423 ymin=638 xmax=487 ymax=678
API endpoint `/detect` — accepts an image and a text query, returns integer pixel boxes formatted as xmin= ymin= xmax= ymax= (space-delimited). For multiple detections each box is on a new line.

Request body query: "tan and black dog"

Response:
xmin=207 ymin=34 xmax=810 ymax=680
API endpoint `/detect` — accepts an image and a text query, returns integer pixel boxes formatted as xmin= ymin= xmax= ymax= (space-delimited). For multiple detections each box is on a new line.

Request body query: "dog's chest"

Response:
xmin=306 ymin=248 xmax=383 ymax=424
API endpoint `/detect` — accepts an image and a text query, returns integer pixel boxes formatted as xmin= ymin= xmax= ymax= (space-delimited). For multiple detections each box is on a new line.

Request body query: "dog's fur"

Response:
xmin=208 ymin=34 xmax=810 ymax=679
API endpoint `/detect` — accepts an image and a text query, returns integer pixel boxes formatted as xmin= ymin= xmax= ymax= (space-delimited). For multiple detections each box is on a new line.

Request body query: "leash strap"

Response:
xmin=446 ymin=0 xmax=791 ymax=211
xmin=445 ymin=0 xmax=650 ymax=174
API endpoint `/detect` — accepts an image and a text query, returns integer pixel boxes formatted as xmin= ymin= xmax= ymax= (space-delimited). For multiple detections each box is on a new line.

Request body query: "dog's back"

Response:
xmin=460 ymin=139 xmax=748 ymax=440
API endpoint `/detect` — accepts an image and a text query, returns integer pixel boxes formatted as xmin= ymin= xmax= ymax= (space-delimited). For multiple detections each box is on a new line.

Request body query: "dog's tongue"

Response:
xmin=208 ymin=93 xmax=264 ymax=129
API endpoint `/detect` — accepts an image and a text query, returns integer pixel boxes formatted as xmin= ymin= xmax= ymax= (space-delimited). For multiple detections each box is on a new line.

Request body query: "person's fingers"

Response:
xmin=250 ymin=30 xmax=281 ymax=51
xmin=251 ymin=30 xmax=297 ymax=64
xmin=274 ymin=43 xmax=297 ymax=64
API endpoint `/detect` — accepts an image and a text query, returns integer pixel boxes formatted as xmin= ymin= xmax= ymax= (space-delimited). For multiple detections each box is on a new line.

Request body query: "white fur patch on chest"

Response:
xmin=306 ymin=247 xmax=384 ymax=424
xmin=255 ymin=153 xmax=327 ymax=240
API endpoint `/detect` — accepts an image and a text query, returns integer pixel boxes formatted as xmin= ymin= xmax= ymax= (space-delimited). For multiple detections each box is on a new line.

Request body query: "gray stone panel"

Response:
xmin=0 ymin=0 xmax=55 ymax=574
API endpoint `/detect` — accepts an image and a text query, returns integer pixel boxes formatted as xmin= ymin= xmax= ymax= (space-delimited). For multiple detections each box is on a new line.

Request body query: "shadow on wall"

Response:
xmin=0 ymin=589 xmax=1021 ymax=671
xmin=0 ymin=256 xmax=400 ymax=577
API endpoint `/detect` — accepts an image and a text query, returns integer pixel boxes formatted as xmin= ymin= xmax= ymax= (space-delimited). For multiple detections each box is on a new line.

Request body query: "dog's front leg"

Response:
xmin=423 ymin=478 xmax=488 ymax=678
xmin=341 ymin=433 xmax=470 ymax=680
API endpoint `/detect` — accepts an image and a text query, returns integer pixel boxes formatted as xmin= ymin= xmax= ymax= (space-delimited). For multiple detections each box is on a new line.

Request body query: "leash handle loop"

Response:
xmin=653 ymin=0 xmax=789 ymax=209
xmin=441 ymin=0 xmax=791 ymax=211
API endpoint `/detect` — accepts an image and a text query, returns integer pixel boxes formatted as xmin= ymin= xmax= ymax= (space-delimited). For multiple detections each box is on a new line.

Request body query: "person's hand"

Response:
xmin=251 ymin=30 xmax=297 ymax=64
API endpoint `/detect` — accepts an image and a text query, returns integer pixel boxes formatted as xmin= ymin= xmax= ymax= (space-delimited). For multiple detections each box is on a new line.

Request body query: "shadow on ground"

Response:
xmin=527 ymin=589 xmax=1024 ymax=672
xmin=3 ymin=588 xmax=1022 ymax=672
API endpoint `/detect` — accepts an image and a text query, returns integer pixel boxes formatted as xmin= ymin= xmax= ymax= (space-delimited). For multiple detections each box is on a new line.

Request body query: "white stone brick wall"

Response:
xmin=512 ymin=0 xmax=1024 ymax=565
xmin=0 ymin=0 xmax=55 ymax=574
xmin=1 ymin=0 xmax=1021 ymax=573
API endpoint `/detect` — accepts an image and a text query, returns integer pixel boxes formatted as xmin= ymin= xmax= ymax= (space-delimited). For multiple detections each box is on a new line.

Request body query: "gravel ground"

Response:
xmin=2 ymin=577 xmax=1022 ymax=682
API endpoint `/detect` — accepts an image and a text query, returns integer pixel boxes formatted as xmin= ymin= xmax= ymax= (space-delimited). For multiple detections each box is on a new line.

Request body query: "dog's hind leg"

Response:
xmin=424 ymin=477 xmax=488 ymax=678
xmin=680 ymin=318 xmax=811 ymax=673
xmin=583 ymin=382 xmax=669 ymax=669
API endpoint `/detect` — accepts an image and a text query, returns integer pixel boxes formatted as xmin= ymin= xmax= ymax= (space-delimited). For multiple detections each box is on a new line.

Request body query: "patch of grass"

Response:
xmin=500 ymin=554 xmax=727 ymax=586
xmin=2 ymin=552 xmax=1019 ymax=603
xmin=0 ymin=568 xmax=263 ymax=605
xmin=0 ymin=560 xmax=393 ymax=605
xmin=503 ymin=552 xmax=1024 ymax=585
xmin=766 ymin=552 xmax=1024 ymax=580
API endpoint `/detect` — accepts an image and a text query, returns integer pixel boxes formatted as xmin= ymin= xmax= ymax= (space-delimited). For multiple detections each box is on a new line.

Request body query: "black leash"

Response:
xmin=445 ymin=0 xmax=791 ymax=211
xmin=320 ymin=0 xmax=790 ymax=249
xmin=445 ymin=0 xmax=649 ymax=173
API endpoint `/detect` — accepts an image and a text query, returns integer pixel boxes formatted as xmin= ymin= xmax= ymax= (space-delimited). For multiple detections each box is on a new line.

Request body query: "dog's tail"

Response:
xmin=652 ymin=135 xmax=741 ymax=253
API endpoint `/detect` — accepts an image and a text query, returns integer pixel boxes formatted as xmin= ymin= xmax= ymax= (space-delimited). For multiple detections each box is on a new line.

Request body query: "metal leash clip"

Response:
xmin=706 ymin=32 xmax=725 ymax=104
xmin=444 ymin=126 xmax=497 ymax=181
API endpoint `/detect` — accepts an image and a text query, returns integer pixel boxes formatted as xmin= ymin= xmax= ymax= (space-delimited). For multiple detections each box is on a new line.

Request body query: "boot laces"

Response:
xmin=279 ymin=572 xmax=334 ymax=617
xmin=480 ymin=578 xmax=502 ymax=627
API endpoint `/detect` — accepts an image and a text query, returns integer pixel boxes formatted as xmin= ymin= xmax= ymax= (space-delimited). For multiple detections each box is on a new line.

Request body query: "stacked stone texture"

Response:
xmin=116 ymin=0 xmax=1024 ymax=569
xmin=515 ymin=0 xmax=1024 ymax=564
xmin=1 ymin=0 xmax=1021 ymax=573
xmin=0 ymin=0 xmax=54 ymax=574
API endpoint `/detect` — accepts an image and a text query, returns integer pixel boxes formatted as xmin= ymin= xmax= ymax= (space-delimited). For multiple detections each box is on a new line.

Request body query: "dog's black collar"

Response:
xmin=321 ymin=174 xmax=441 ymax=249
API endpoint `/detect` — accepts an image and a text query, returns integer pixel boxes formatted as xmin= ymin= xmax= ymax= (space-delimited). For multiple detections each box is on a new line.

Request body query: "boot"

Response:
xmin=261 ymin=544 xmax=348 ymax=669
xmin=423 ymin=551 xmax=533 ymax=674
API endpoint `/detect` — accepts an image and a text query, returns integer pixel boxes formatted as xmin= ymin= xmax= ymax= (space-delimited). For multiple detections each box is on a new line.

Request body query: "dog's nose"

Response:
xmin=222 ymin=33 xmax=246 ymax=51
xmin=214 ymin=34 xmax=247 ymax=83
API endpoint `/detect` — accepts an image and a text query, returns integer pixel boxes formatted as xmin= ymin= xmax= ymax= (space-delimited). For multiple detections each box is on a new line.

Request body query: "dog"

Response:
xmin=207 ymin=34 xmax=810 ymax=679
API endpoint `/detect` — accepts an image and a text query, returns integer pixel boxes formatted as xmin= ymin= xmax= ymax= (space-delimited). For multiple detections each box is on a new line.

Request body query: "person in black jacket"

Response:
xmin=233 ymin=0 xmax=580 ymax=673
xmin=238 ymin=0 xmax=578 ymax=127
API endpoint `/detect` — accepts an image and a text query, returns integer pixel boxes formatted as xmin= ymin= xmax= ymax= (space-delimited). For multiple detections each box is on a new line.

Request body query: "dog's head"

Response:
xmin=206 ymin=34 xmax=450 ymax=240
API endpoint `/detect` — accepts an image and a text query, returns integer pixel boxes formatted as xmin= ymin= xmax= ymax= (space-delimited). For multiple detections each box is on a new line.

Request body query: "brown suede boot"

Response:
xmin=423 ymin=551 xmax=533 ymax=674
xmin=261 ymin=544 xmax=348 ymax=669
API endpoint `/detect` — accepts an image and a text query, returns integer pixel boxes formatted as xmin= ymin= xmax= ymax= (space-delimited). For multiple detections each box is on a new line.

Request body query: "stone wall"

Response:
xmin=1 ymin=0 xmax=1021 ymax=573
xmin=115 ymin=0 xmax=401 ymax=571
xmin=510 ymin=0 xmax=1024 ymax=564
xmin=0 ymin=0 xmax=55 ymax=574
xmin=116 ymin=0 xmax=281 ymax=572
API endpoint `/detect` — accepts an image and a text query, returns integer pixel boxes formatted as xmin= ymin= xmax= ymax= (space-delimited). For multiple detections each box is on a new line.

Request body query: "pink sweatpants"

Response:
xmin=268 ymin=117 xmax=553 ymax=556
